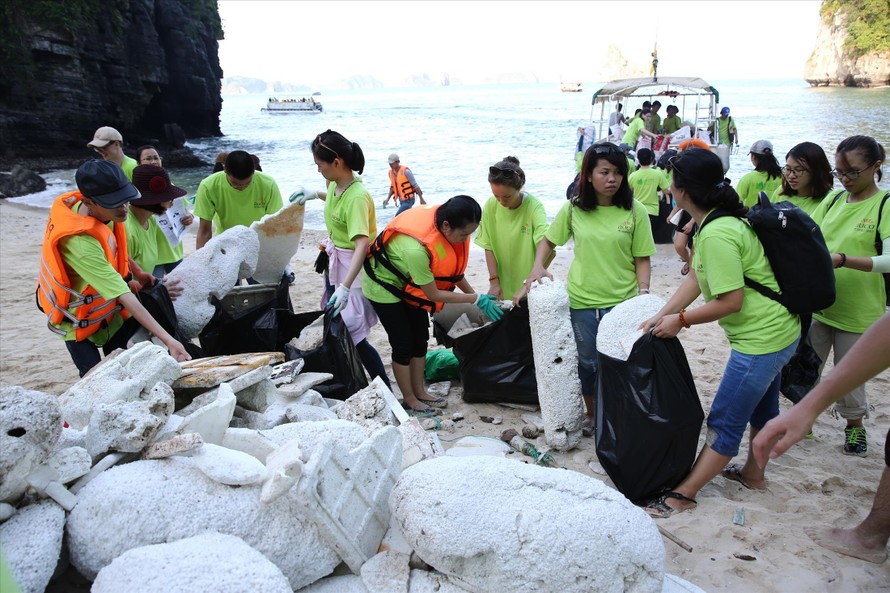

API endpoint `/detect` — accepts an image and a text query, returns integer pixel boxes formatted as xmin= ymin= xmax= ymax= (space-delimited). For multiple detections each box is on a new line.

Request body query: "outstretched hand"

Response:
xmin=751 ymin=406 xmax=815 ymax=468
xmin=475 ymin=293 xmax=504 ymax=321
xmin=513 ymin=266 xmax=552 ymax=305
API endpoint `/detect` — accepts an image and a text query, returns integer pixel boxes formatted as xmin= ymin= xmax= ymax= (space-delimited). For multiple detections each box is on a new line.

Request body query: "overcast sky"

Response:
xmin=218 ymin=1 xmax=823 ymax=86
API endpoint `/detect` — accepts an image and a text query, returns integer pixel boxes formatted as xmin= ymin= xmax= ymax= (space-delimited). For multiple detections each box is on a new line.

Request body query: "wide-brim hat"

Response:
xmin=87 ymin=126 xmax=123 ymax=148
xmin=75 ymin=159 xmax=140 ymax=208
xmin=130 ymin=164 xmax=187 ymax=205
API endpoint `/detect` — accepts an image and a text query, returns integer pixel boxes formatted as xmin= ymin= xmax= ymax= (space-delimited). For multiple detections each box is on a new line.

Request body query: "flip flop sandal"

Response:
xmin=721 ymin=464 xmax=764 ymax=491
xmin=680 ymin=262 xmax=690 ymax=276
xmin=416 ymin=396 xmax=447 ymax=408
xmin=401 ymin=402 xmax=442 ymax=416
xmin=644 ymin=491 xmax=697 ymax=518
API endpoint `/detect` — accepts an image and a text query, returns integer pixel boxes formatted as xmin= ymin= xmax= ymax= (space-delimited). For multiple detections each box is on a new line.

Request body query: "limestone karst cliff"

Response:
xmin=803 ymin=0 xmax=890 ymax=87
xmin=0 ymin=0 xmax=223 ymax=166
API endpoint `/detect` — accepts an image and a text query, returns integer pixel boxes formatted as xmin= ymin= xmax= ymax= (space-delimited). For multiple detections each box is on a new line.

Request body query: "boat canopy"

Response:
xmin=591 ymin=77 xmax=719 ymax=104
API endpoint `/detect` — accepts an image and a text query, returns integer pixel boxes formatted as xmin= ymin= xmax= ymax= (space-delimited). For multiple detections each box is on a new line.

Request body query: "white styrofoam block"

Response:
xmin=189 ymin=443 xmax=268 ymax=486
xmin=91 ymin=532 xmax=292 ymax=593
xmin=527 ymin=278 xmax=584 ymax=450
xmin=0 ymin=500 xmax=65 ymax=593
xmin=295 ymin=426 xmax=403 ymax=573
xmin=261 ymin=439 xmax=305 ymax=504
xmin=0 ymin=386 xmax=61 ymax=503
xmin=250 ymin=200 xmax=305 ymax=284
xmin=662 ymin=573 xmax=707 ymax=593
xmin=596 ymin=294 xmax=666 ymax=361
xmin=174 ymin=383 xmax=237 ymax=445
xmin=335 ymin=383 xmax=395 ymax=435
xmin=391 ymin=456 xmax=664 ymax=593
xmin=167 ymin=225 xmax=261 ymax=337
xmin=85 ymin=382 xmax=174 ymax=457
xmin=360 ymin=550 xmax=410 ymax=593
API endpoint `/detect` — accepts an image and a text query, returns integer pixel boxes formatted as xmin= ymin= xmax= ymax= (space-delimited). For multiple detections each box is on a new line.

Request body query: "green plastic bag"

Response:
xmin=425 ymin=349 xmax=460 ymax=381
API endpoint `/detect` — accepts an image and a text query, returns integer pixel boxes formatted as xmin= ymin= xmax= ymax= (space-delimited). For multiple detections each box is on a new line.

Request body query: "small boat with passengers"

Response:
xmin=262 ymin=96 xmax=323 ymax=113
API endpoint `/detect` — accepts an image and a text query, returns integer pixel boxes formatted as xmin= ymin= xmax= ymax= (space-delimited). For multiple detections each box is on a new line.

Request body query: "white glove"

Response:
xmin=327 ymin=283 xmax=350 ymax=317
xmin=290 ymin=188 xmax=319 ymax=205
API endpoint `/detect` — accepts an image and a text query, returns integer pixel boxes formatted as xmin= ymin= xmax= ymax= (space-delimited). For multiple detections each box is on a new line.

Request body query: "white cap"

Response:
xmin=87 ymin=126 xmax=123 ymax=148
xmin=387 ymin=153 xmax=400 ymax=164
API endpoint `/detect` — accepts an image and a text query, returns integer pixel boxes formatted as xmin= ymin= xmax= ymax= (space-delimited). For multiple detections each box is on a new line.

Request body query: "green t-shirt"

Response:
xmin=545 ymin=200 xmax=656 ymax=309
xmin=646 ymin=112 xmax=662 ymax=133
xmin=628 ymin=167 xmax=668 ymax=216
xmin=693 ymin=213 xmax=800 ymax=354
xmin=716 ymin=116 xmax=736 ymax=145
xmin=622 ymin=118 xmax=646 ymax=147
xmin=811 ymin=189 xmax=890 ymax=333
xmin=324 ymin=178 xmax=377 ymax=248
xmin=770 ymin=187 xmax=829 ymax=218
xmin=194 ymin=171 xmax=283 ymax=235
xmin=54 ymin=204 xmax=129 ymax=344
xmin=662 ymin=115 xmax=682 ymax=135
xmin=124 ymin=213 xmax=161 ymax=275
xmin=474 ymin=192 xmax=548 ymax=299
xmin=121 ymin=155 xmax=138 ymax=181
xmin=363 ymin=233 xmax=435 ymax=304
xmin=155 ymin=231 xmax=184 ymax=266
xmin=627 ymin=157 xmax=637 ymax=174
xmin=736 ymin=170 xmax=782 ymax=207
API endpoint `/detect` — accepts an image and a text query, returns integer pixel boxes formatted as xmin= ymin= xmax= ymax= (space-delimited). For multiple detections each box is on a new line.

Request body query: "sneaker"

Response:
xmin=843 ymin=426 xmax=867 ymax=457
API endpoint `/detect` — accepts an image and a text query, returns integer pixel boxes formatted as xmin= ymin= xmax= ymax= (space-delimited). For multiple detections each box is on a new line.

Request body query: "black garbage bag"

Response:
xmin=651 ymin=197 xmax=675 ymax=244
xmin=454 ymin=304 xmax=538 ymax=405
xmin=596 ymin=332 xmax=704 ymax=503
xmin=781 ymin=315 xmax=822 ymax=404
xmin=198 ymin=277 xmax=291 ymax=355
xmin=282 ymin=307 xmax=368 ymax=400
xmin=137 ymin=281 xmax=204 ymax=358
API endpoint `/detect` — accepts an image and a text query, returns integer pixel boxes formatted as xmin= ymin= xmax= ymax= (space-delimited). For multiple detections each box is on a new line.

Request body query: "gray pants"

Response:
xmin=807 ymin=319 xmax=868 ymax=420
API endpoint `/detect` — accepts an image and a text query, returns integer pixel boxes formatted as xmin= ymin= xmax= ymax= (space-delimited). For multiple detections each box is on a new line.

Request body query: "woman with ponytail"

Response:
xmin=736 ymin=139 xmax=783 ymax=207
xmin=641 ymin=148 xmax=800 ymax=517
xmin=311 ymin=129 xmax=390 ymax=388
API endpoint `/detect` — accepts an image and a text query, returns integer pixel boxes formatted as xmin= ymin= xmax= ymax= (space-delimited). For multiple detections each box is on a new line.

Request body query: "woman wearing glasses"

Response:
xmin=640 ymin=148 xmax=800 ymax=516
xmin=772 ymin=141 xmax=835 ymax=217
xmin=135 ymin=145 xmax=194 ymax=275
xmin=518 ymin=142 xmax=655 ymax=435
xmin=364 ymin=195 xmax=503 ymax=414
xmin=311 ymin=130 xmax=390 ymax=389
xmin=806 ymin=135 xmax=889 ymax=457
xmin=475 ymin=157 xmax=548 ymax=300
xmin=735 ymin=140 xmax=783 ymax=207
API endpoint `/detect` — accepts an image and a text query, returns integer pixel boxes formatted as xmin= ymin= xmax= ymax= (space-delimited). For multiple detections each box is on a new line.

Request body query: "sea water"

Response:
xmin=11 ymin=79 xmax=889 ymax=231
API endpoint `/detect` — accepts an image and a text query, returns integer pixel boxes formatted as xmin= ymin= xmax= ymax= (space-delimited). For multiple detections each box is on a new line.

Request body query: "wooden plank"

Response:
xmin=173 ymin=352 xmax=284 ymax=389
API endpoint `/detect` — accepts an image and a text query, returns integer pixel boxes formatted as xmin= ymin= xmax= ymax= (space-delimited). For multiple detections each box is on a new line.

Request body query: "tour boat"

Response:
xmin=560 ymin=81 xmax=583 ymax=92
xmin=261 ymin=97 xmax=323 ymax=113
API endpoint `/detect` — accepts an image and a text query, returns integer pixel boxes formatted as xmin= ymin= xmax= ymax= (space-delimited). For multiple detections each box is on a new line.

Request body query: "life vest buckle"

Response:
xmin=83 ymin=294 xmax=95 ymax=305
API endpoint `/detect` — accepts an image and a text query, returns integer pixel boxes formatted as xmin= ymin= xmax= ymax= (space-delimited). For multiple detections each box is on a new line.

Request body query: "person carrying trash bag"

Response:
xmin=640 ymin=148 xmax=800 ymax=517
xmin=363 ymin=195 xmax=503 ymax=415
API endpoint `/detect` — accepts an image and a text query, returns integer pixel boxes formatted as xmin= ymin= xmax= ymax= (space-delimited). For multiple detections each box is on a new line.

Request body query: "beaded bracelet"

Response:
xmin=678 ymin=308 xmax=691 ymax=329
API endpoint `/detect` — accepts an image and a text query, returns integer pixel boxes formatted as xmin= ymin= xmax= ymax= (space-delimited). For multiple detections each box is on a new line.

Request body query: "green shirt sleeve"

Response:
xmin=474 ymin=197 xmax=496 ymax=250
xmin=193 ymin=176 xmax=216 ymax=222
xmin=59 ymin=233 xmax=129 ymax=300
xmin=545 ymin=201 xmax=573 ymax=246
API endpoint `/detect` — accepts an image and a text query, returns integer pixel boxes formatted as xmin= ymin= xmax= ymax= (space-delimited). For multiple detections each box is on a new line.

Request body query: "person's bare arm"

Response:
xmin=118 ymin=292 xmax=191 ymax=362
xmin=195 ymin=218 xmax=213 ymax=249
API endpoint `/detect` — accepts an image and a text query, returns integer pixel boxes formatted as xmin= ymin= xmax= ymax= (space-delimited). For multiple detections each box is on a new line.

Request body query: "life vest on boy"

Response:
xmin=388 ymin=165 xmax=416 ymax=202
xmin=37 ymin=191 xmax=130 ymax=341
xmin=365 ymin=205 xmax=469 ymax=312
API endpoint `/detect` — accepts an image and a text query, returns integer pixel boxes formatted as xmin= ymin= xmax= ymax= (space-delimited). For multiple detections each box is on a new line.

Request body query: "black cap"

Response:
xmin=75 ymin=160 xmax=140 ymax=208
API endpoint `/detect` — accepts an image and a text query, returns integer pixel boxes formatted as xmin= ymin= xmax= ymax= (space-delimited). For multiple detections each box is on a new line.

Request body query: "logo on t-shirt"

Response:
xmin=855 ymin=217 xmax=876 ymax=233
xmin=520 ymin=223 xmax=531 ymax=235
xmin=618 ymin=219 xmax=634 ymax=234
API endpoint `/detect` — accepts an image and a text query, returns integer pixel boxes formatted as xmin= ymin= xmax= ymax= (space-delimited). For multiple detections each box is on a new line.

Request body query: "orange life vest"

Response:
xmin=364 ymin=205 xmax=469 ymax=313
xmin=388 ymin=165 xmax=416 ymax=202
xmin=36 ymin=191 xmax=130 ymax=341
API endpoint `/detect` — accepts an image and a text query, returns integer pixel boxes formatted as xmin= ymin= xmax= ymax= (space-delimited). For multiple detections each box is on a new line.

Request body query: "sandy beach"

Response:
xmin=2 ymin=199 xmax=889 ymax=592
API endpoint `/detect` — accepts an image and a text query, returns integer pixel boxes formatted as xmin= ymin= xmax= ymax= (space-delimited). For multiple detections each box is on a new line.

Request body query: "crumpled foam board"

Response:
xmin=527 ymin=278 xmax=583 ymax=450
xmin=0 ymin=386 xmax=61 ymax=503
xmin=295 ymin=426 xmax=403 ymax=573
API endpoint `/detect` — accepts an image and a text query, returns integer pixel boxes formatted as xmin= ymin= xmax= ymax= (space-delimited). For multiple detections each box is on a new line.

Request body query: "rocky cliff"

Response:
xmin=0 ymin=0 xmax=223 ymax=169
xmin=803 ymin=2 xmax=890 ymax=87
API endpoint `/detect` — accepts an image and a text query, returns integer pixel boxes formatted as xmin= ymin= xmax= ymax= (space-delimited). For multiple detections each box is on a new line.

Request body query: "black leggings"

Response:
xmin=371 ymin=300 xmax=430 ymax=366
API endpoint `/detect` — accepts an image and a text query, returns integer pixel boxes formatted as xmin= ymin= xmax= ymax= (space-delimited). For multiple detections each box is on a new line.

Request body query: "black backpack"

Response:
xmin=700 ymin=192 xmax=835 ymax=315
xmin=827 ymin=191 xmax=890 ymax=306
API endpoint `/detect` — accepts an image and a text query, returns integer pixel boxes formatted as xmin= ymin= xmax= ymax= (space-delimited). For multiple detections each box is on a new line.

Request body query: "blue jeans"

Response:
xmin=708 ymin=338 xmax=799 ymax=457
xmin=569 ymin=307 xmax=613 ymax=395
xmin=395 ymin=198 xmax=415 ymax=215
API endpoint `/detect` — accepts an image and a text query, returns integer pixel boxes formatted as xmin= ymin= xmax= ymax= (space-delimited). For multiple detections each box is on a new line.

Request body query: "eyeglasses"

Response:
xmin=782 ymin=166 xmax=809 ymax=177
xmin=313 ymin=134 xmax=339 ymax=158
xmin=831 ymin=163 xmax=874 ymax=181
xmin=489 ymin=165 xmax=520 ymax=178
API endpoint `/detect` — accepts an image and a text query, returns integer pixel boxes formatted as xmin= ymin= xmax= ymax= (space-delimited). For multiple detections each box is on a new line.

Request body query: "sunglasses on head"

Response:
xmin=590 ymin=143 xmax=622 ymax=156
xmin=313 ymin=134 xmax=339 ymax=159
xmin=489 ymin=165 xmax=520 ymax=178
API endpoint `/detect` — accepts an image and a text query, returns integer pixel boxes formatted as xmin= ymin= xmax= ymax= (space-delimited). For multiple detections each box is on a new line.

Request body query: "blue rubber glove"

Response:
xmin=327 ymin=283 xmax=350 ymax=317
xmin=475 ymin=293 xmax=504 ymax=321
